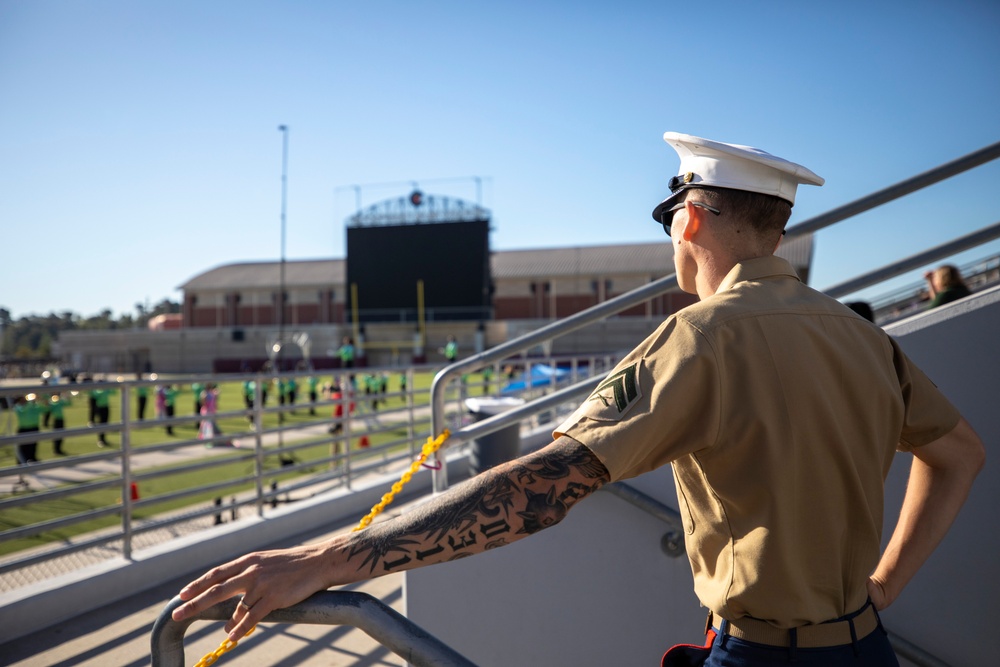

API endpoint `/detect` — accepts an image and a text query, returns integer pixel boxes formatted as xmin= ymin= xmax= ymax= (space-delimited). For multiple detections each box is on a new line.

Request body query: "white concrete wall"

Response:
xmin=405 ymin=466 xmax=701 ymax=667
xmin=877 ymin=285 xmax=1000 ymax=667
xmin=405 ymin=286 xmax=1000 ymax=667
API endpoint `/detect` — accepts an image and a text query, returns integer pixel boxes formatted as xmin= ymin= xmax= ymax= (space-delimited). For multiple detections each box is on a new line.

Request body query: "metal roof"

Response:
xmin=178 ymin=234 xmax=812 ymax=291
xmin=491 ymin=243 xmax=673 ymax=280
xmin=179 ymin=259 xmax=345 ymax=291
xmin=490 ymin=233 xmax=812 ymax=279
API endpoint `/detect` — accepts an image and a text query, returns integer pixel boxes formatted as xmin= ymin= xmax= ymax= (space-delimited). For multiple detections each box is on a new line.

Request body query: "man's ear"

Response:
xmin=681 ymin=200 xmax=703 ymax=242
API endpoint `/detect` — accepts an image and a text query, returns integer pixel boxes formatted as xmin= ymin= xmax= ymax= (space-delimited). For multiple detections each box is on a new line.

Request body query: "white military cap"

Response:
xmin=651 ymin=132 xmax=824 ymax=222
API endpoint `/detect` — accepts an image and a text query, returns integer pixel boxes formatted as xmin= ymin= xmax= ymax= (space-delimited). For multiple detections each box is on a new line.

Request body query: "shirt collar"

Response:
xmin=716 ymin=255 xmax=801 ymax=293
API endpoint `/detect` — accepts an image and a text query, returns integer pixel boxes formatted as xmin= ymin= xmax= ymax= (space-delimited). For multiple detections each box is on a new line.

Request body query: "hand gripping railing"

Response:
xmin=151 ymin=591 xmax=478 ymax=667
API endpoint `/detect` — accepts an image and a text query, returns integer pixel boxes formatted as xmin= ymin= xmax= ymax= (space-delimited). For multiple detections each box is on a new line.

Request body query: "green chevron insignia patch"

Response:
xmin=552 ymin=361 xmax=643 ymax=435
xmin=587 ymin=363 xmax=641 ymax=416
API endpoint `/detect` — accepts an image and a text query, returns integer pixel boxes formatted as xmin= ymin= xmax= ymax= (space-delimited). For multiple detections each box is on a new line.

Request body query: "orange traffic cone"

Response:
xmin=359 ymin=435 xmax=370 ymax=448
xmin=130 ymin=482 xmax=140 ymax=501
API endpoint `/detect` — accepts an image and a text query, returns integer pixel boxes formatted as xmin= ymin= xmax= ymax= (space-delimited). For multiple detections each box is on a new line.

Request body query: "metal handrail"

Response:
xmin=822 ymin=221 xmax=1000 ymax=298
xmin=431 ymin=373 xmax=689 ymax=558
xmin=444 ymin=374 xmax=602 ymax=450
xmin=863 ymin=251 xmax=1000 ymax=314
xmin=0 ymin=373 xmax=422 ymax=572
xmin=784 ymin=140 xmax=1000 ymax=239
xmin=151 ymin=591 xmax=478 ymax=667
xmin=429 ymin=278 xmax=679 ymax=490
xmin=0 ymin=359 xmax=604 ymax=575
xmin=144 ymin=486 xmax=684 ymax=667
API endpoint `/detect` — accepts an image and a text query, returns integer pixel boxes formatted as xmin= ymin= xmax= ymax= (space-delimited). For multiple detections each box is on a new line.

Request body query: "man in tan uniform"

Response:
xmin=174 ymin=134 xmax=984 ymax=665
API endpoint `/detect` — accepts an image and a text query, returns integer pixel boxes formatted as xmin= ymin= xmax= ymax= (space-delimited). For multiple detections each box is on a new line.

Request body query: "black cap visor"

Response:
xmin=651 ymin=186 xmax=690 ymax=223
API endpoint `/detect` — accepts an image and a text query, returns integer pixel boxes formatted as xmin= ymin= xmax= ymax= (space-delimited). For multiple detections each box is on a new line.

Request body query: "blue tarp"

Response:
xmin=501 ymin=364 xmax=572 ymax=393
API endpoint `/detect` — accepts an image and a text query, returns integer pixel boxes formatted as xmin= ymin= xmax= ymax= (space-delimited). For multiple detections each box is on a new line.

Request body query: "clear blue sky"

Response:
xmin=2 ymin=0 xmax=998 ymax=320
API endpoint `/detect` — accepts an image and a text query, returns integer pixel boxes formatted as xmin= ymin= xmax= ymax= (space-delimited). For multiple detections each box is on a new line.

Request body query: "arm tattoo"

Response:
xmin=349 ymin=440 xmax=608 ymax=574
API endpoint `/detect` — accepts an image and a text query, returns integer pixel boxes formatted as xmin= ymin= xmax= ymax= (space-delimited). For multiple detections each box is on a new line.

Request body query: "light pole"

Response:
xmin=278 ymin=125 xmax=289 ymax=369
xmin=276 ymin=125 xmax=289 ymax=451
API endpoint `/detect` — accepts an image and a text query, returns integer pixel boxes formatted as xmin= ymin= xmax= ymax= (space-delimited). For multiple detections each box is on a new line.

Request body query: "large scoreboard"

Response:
xmin=346 ymin=218 xmax=492 ymax=323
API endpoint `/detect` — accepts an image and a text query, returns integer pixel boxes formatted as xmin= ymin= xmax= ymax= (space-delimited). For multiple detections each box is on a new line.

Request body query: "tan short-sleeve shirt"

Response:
xmin=554 ymin=256 xmax=959 ymax=627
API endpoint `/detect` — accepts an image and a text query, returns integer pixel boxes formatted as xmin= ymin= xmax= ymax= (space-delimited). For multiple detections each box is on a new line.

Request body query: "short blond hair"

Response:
xmin=685 ymin=186 xmax=791 ymax=253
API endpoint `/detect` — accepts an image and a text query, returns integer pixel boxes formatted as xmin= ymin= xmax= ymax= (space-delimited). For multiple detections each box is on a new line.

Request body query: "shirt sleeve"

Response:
xmin=891 ymin=338 xmax=961 ymax=451
xmin=553 ymin=315 xmax=722 ymax=481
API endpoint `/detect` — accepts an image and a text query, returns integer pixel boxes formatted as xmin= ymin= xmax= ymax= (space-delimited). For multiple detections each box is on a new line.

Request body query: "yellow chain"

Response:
xmin=192 ymin=626 xmax=255 ymax=667
xmin=190 ymin=429 xmax=450 ymax=665
xmin=353 ymin=429 xmax=450 ymax=531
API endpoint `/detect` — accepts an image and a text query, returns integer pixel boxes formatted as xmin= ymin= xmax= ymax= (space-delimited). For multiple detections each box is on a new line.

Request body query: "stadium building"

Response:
xmin=56 ymin=192 xmax=813 ymax=373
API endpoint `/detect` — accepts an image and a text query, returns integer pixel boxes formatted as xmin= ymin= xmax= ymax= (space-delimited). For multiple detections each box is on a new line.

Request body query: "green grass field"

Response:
xmin=0 ymin=370 xmax=497 ymax=556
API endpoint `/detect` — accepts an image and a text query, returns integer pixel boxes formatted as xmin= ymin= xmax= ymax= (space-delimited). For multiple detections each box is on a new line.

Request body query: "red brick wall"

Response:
xmin=492 ymin=293 xmax=695 ymax=321
xmin=494 ymin=297 xmax=532 ymax=320
xmin=186 ymin=292 xmax=695 ymax=327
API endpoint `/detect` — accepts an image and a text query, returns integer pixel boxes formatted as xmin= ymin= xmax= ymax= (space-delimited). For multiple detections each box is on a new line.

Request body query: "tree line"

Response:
xmin=0 ymin=300 xmax=181 ymax=360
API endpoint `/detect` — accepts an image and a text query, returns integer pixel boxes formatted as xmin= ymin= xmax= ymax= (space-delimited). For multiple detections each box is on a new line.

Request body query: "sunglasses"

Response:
xmin=660 ymin=201 xmax=721 ymax=238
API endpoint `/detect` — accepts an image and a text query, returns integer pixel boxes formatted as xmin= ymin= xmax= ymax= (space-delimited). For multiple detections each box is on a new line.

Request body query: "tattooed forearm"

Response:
xmin=515 ymin=442 xmax=610 ymax=486
xmin=345 ymin=437 xmax=609 ymax=575
xmin=349 ymin=472 xmax=517 ymax=573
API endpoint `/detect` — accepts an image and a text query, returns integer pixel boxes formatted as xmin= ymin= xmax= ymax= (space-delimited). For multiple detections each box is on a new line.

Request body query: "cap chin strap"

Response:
xmin=668 ymin=172 xmax=696 ymax=192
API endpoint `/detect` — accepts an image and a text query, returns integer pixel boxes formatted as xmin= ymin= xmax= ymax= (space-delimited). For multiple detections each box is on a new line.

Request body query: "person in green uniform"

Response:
xmin=442 ymin=335 xmax=458 ymax=362
xmin=398 ymin=371 xmax=407 ymax=401
xmin=164 ymin=385 xmax=178 ymax=435
xmin=285 ymin=377 xmax=297 ymax=414
xmin=924 ymin=264 xmax=972 ymax=309
xmin=47 ymin=392 xmax=70 ymax=456
xmin=89 ymin=385 xmax=111 ymax=447
xmin=14 ymin=394 xmax=45 ymax=464
xmin=364 ymin=374 xmax=379 ymax=411
xmin=242 ymin=379 xmax=254 ymax=410
xmin=191 ymin=382 xmax=205 ymax=423
xmin=338 ymin=337 xmax=355 ymax=369
xmin=242 ymin=379 xmax=256 ymax=427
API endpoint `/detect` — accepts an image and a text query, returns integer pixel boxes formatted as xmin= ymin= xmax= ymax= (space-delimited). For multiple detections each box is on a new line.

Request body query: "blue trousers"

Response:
xmin=704 ymin=624 xmax=899 ymax=666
